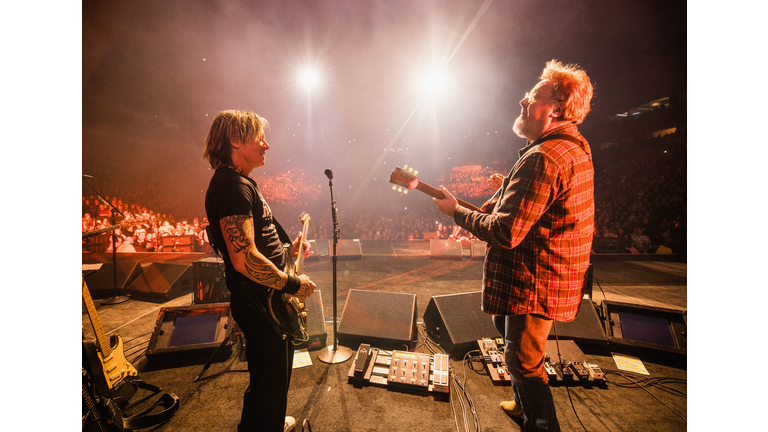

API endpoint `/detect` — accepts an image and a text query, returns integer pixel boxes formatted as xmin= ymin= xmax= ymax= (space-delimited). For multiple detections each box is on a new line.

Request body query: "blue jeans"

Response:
xmin=493 ymin=314 xmax=560 ymax=432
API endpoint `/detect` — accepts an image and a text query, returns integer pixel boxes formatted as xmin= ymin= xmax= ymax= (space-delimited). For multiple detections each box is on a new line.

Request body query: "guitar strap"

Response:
xmin=121 ymin=388 xmax=180 ymax=430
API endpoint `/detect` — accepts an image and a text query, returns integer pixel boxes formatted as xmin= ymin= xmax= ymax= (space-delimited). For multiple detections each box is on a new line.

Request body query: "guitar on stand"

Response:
xmin=82 ymin=278 xmax=139 ymax=401
xmin=267 ymin=212 xmax=311 ymax=343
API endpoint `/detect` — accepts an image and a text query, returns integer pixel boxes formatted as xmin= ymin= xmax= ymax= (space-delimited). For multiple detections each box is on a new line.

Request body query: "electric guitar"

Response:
xmin=82 ymin=216 xmax=149 ymax=239
xmin=267 ymin=212 xmax=310 ymax=343
xmin=82 ymin=279 xmax=138 ymax=392
xmin=389 ymin=165 xmax=484 ymax=212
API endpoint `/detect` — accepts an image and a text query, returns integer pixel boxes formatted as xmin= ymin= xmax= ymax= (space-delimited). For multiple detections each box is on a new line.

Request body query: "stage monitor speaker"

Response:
xmin=146 ymin=302 xmax=233 ymax=357
xmin=84 ymin=262 xmax=141 ymax=299
xmin=548 ymin=297 xmax=607 ymax=345
xmin=124 ymin=262 xmax=193 ymax=303
xmin=429 ymin=238 xmax=463 ymax=259
xmin=602 ymin=300 xmax=686 ymax=355
xmin=193 ymin=257 xmax=230 ymax=304
xmin=423 ymin=291 xmax=501 ymax=354
xmin=293 ymin=290 xmax=328 ymax=351
xmin=336 ymin=239 xmax=363 ymax=260
xmin=470 ymin=240 xmax=487 ymax=259
xmin=337 ymin=290 xmax=417 ymax=350
xmin=306 ymin=239 xmax=330 ymax=261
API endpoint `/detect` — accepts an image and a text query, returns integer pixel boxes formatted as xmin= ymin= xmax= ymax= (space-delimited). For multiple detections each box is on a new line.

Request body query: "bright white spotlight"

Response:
xmin=301 ymin=70 xmax=318 ymax=88
xmin=423 ymin=71 xmax=444 ymax=94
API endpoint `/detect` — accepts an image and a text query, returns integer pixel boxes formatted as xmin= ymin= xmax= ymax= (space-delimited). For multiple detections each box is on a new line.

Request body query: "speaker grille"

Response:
xmin=423 ymin=291 xmax=501 ymax=354
xmin=337 ymin=290 xmax=416 ymax=350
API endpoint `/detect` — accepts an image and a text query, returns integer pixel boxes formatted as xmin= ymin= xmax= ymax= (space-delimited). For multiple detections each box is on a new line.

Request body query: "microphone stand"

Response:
xmin=83 ymin=177 xmax=130 ymax=305
xmin=318 ymin=173 xmax=353 ymax=364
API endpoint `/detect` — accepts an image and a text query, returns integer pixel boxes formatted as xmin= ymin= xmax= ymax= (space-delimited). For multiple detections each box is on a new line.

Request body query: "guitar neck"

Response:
xmin=82 ymin=280 xmax=112 ymax=358
xmin=415 ymin=181 xmax=483 ymax=212
xmin=82 ymin=224 xmax=122 ymax=239
xmin=295 ymin=222 xmax=309 ymax=275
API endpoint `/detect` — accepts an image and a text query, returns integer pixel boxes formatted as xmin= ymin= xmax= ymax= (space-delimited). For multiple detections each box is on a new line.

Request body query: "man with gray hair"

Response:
xmin=433 ymin=60 xmax=595 ymax=431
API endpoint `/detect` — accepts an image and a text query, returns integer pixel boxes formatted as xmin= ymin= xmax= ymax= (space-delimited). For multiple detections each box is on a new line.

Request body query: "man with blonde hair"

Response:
xmin=433 ymin=60 xmax=595 ymax=432
xmin=203 ymin=110 xmax=315 ymax=432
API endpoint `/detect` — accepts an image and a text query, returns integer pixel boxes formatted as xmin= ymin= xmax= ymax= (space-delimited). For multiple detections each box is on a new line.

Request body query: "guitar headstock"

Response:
xmin=299 ymin=212 xmax=311 ymax=224
xmin=389 ymin=165 xmax=420 ymax=194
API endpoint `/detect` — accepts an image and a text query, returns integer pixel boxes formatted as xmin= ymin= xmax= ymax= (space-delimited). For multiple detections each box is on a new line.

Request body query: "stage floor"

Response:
xmin=81 ymin=251 xmax=687 ymax=432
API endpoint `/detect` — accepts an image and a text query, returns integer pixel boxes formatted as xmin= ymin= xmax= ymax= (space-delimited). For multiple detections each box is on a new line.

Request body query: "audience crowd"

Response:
xmin=83 ymin=131 xmax=686 ymax=256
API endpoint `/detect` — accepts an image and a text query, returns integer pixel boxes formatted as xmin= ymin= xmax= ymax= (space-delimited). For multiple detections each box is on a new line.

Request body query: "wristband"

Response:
xmin=282 ymin=274 xmax=302 ymax=295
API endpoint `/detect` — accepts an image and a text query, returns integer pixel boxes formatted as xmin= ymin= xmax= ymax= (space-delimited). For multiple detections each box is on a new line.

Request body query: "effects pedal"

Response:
xmin=354 ymin=344 xmax=372 ymax=378
xmin=557 ymin=362 xmax=574 ymax=381
xmin=587 ymin=363 xmax=605 ymax=381
xmin=569 ymin=361 xmax=590 ymax=380
xmin=544 ymin=361 xmax=559 ymax=381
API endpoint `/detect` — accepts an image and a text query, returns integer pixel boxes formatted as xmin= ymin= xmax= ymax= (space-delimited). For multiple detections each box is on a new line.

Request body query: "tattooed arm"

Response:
xmin=220 ymin=214 xmax=315 ymax=298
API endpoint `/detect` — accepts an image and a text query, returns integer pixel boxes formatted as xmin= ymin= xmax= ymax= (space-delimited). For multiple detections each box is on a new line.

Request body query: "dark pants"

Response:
xmin=230 ymin=293 xmax=294 ymax=432
xmin=493 ymin=314 xmax=560 ymax=432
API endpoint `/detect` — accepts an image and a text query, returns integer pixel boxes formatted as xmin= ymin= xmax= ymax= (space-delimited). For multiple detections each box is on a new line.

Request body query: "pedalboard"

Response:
xmin=477 ymin=338 xmax=511 ymax=385
xmin=348 ymin=344 xmax=450 ymax=398
xmin=478 ymin=338 xmax=606 ymax=386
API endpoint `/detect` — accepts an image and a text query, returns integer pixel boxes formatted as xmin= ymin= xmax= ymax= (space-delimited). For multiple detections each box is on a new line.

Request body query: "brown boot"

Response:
xmin=500 ymin=400 xmax=524 ymax=417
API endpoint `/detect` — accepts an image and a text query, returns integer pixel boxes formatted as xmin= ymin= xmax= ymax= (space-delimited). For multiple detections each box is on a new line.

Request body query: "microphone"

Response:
xmin=324 ymin=169 xmax=333 ymax=180
xmin=83 ymin=174 xmax=93 ymax=179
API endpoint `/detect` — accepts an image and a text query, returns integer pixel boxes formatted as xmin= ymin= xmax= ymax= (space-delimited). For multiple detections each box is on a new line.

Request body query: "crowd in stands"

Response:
xmin=83 ymin=131 xmax=686 ymax=256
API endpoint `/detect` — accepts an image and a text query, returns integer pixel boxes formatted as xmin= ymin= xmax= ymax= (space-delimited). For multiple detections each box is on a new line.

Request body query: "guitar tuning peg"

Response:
xmin=413 ymin=170 xmax=418 ymax=175
xmin=403 ymin=164 xmax=409 ymax=170
xmin=397 ymin=186 xmax=403 ymax=193
xmin=392 ymin=185 xmax=397 ymax=191
xmin=408 ymin=168 xmax=413 ymax=174
xmin=403 ymin=190 xmax=408 ymax=194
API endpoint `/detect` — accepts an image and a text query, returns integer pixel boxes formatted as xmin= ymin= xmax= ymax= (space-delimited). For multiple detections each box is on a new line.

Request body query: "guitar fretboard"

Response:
xmin=82 ymin=280 xmax=112 ymax=358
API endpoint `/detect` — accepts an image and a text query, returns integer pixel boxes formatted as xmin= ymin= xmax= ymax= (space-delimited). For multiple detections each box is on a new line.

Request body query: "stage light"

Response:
xmin=301 ymin=70 xmax=318 ymax=87
xmin=423 ymin=70 xmax=445 ymax=94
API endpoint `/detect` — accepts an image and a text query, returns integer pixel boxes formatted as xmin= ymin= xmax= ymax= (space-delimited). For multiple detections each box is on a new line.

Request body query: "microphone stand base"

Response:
xmin=101 ymin=295 xmax=131 ymax=305
xmin=317 ymin=344 xmax=354 ymax=364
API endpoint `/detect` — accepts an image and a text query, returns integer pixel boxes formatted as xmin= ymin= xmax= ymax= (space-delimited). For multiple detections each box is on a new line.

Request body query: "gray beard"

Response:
xmin=512 ymin=115 xmax=527 ymax=139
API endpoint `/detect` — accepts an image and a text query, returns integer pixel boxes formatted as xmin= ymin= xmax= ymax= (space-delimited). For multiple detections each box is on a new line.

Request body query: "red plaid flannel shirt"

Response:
xmin=453 ymin=124 xmax=594 ymax=321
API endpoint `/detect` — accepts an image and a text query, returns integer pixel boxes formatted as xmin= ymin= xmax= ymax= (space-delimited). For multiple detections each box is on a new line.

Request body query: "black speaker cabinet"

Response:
xmin=193 ymin=257 xmax=230 ymax=304
xmin=548 ymin=297 xmax=607 ymax=345
xmin=124 ymin=262 xmax=193 ymax=303
xmin=84 ymin=261 xmax=141 ymax=299
xmin=336 ymin=239 xmax=363 ymax=260
xmin=146 ymin=302 xmax=233 ymax=356
xmin=423 ymin=291 xmax=501 ymax=354
xmin=337 ymin=290 xmax=417 ymax=350
xmin=293 ymin=290 xmax=327 ymax=351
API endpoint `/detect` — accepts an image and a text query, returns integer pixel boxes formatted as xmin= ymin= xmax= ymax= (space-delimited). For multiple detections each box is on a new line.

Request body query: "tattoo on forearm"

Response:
xmin=221 ymin=214 xmax=287 ymax=289
xmin=245 ymin=251 xmax=287 ymax=288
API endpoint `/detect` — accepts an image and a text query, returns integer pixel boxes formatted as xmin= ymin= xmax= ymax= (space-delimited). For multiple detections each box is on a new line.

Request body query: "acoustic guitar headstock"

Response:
xmin=389 ymin=165 xmax=420 ymax=194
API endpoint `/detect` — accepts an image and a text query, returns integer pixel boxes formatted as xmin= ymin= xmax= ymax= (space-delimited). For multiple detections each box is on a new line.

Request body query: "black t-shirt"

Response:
xmin=205 ymin=167 xmax=288 ymax=299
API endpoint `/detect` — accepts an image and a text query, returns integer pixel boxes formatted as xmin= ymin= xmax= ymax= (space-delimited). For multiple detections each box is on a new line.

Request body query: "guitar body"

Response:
xmin=96 ymin=334 xmax=138 ymax=392
xmin=82 ymin=279 xmax=139 ymax=408
xmin=267 ymin=213 xmax=311 ymax=343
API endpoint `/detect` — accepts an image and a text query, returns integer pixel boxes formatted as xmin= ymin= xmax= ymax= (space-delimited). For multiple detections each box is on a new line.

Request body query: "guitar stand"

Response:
xmin=194 ymin=322 xmax=242 ymax=382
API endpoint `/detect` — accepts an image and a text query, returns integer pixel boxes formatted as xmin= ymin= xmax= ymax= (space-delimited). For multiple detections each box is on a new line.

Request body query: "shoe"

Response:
xmin=284 ymin=416 xmax=296 ymax=432
xmin=500 ymin=400 xmax=524 ymax=417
